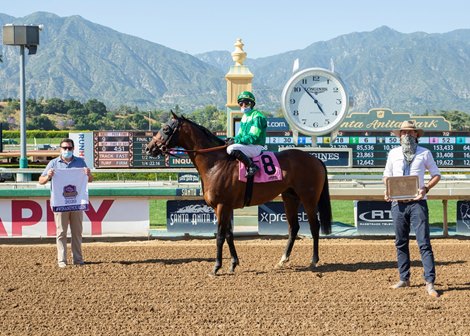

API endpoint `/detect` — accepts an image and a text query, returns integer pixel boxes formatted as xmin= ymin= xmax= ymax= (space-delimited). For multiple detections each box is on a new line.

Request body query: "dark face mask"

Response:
xmin=401 ymin=134 xmax=418 ymax=163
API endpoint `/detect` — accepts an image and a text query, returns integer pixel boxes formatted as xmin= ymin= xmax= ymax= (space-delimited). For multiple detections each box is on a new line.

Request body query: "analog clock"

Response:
xmin=281 ymin=67 xmax=350 ymax=136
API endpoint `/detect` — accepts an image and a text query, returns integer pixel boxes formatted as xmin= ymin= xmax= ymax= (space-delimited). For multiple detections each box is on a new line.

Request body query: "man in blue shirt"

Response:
xmin=39 ymin=138 xmax=93 ymax=268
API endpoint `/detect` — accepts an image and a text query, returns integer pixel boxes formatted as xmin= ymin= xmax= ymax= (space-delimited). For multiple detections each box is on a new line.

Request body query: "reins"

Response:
xmin=182 ymin=145 xmax=228 ymax=153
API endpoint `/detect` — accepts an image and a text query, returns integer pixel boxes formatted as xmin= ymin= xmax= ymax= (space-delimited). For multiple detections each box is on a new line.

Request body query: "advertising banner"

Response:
xmin=167 ymin=200 xmax=220 ymax=233
xmin=355 ymin=201 xmax=395 ymax=235
xmin=0 ymin=198 xmax=149 ymax=237
xmin=258 ymin=202 xmax=311 ymax=235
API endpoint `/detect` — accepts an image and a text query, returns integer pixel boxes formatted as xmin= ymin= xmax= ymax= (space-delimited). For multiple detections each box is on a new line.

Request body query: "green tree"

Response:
xmin=438 ymin=110 xmax=470 ymax=131
xmin=26 ymin=99 xmax=44 ymax=116
xmin=67 ymin=107 xmax=88 ymax=123
xmin=113 ymin=118 xmax=132 ymax=130
xmin=7 ymin=100 xmax=20 ymax=111
xmin=64 ymin=99 xmax=84 ymax=111
xmin=28 ymin=115 xmax=57 ymax=130
xmin=85 ymin=99 xmax=107 ymax=117
xmin=129 ymin=113 xmax=151 ymax=130
xmin=44 ymin=98 xmax=66 ymax=114
xmin=191 ymin=105 xmax=226 ymax=131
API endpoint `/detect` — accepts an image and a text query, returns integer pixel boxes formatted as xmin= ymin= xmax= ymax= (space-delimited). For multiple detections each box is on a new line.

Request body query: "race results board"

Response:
xmin=262 ymin=130 xmax=470 ymax=168
xmin=94 ymin=130 xmax=470 ymax=168
xmin=93 ymin=131 xmax=193 ymax=168
xmin=326 ymin=131 xmax=470 ymax=168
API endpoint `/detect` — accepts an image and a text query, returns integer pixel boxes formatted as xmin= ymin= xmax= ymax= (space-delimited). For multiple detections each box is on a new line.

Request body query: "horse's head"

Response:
xmin=146 ymin=111 xmax=181 ymax=157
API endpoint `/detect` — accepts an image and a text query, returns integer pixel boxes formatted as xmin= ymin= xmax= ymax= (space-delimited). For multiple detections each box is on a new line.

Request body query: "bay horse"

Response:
xmin=146 ymin=112 xmax=332 ymax=275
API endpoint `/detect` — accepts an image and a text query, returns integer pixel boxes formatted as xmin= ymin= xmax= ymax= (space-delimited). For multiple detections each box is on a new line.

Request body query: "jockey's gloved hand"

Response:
xmin=225 ymin=137 xmax=235 ymax=145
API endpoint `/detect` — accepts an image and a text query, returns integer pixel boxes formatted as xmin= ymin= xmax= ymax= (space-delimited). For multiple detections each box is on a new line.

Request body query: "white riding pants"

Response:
xmin=226 ymin=144 xmax=263 ymax=158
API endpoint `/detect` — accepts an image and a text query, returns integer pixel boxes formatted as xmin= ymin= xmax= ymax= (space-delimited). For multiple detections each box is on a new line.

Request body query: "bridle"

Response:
xmin=153 ymin=118 xmax=181 ymax=155
xmin=149 ymin=117 xmax=227 ymax=156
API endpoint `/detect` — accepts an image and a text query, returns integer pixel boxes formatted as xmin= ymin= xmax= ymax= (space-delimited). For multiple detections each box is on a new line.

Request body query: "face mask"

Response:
xmin=62 ymin=150 xmax=73 ymax=159
xmin=241 ymin=107 xmax=252 ymax=113
xmin=401 ymin=134 xmax=417 ymax=162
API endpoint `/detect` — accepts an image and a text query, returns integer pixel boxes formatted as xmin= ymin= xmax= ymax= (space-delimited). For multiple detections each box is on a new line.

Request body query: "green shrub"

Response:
xmin=2 ymin=130 xmax=83 ymax=138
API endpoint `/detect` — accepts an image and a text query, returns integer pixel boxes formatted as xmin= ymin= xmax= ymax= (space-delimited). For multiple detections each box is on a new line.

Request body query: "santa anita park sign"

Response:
xmin=339 ymin=108 xmax=451 ymax=132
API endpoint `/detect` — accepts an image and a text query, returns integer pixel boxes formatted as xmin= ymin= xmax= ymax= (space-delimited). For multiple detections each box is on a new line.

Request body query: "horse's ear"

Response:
xmin=170 ymin=110 xmax=178 ymax=119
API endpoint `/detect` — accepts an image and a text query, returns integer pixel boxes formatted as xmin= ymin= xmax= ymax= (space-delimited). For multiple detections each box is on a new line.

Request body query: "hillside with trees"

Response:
xmin=1 ymin=98 xmax=468 ymax=133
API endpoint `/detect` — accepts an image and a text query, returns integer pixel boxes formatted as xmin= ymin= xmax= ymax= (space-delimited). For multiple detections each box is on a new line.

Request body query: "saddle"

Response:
xmin=238 ymin=152 xmax=282 ymax=183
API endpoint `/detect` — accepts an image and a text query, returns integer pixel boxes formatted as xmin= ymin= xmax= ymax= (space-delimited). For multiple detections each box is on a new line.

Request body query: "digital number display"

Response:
xmin=314 ymin=131 xmax=469 ymax=168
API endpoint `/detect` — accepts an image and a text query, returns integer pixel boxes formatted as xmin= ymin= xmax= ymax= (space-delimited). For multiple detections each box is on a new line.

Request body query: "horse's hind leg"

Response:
xmin=304 ymin=204 xmax=320 ymax=268
xmin=277 ymin=191 xmax=300 ymax=268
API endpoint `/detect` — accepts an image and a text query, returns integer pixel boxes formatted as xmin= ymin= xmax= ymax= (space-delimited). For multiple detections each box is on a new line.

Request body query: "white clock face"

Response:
xmin=282 ymin=68 xmax=349 ymax=136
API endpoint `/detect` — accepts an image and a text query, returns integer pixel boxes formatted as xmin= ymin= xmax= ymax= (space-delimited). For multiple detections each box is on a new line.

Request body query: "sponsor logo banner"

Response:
xmin=356 ymin=201 xmax=395 ymax=235
xmin=258 ymin=202 xmax=311 ymax=235
xmin=167 ymin=200 xmax=220 ymax=233
xmin=0 ymin=198 xmax=148 ymax=237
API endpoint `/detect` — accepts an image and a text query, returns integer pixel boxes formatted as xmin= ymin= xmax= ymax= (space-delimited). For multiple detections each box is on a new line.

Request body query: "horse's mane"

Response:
xmin=180 ymin=115 xmax=225 ymax=146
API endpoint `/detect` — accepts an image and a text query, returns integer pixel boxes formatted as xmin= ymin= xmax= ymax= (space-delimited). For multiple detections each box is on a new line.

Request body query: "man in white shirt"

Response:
xmin=383 ymin=120 xmax=441 ymax=298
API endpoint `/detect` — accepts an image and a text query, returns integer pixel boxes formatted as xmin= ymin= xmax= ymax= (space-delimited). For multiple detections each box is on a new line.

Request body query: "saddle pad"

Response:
xmin=239 ymin=152 xmax=282 ymax=183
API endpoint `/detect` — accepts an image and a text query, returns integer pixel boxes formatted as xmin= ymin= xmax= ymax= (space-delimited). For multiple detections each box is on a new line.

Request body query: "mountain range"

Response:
xmin=1 ymin=12 xmax=470 ymax=115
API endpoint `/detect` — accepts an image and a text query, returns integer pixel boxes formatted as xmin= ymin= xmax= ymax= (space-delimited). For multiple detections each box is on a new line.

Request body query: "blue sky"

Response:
xmin=3 ymin=0 xmax=470 ymax=58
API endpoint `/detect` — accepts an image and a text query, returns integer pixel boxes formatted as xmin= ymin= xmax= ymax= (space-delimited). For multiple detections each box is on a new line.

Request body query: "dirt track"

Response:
xmin=1 ymin=238 xmax=469 ymax=335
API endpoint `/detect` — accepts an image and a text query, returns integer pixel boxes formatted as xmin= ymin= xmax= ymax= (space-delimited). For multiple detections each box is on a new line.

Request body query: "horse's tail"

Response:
xmin=318 ymin=161 xmax=332 ymax=235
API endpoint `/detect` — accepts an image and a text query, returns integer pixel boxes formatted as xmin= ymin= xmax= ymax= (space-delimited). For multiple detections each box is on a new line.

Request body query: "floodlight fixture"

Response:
xmin=2 ymin=24 xmax=42 ymax=179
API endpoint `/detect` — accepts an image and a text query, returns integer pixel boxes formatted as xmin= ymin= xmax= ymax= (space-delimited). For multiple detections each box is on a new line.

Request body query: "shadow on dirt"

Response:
xmin=283 ymin=259 xmax=467 ymax=273
xmin=114 ymin=257 xmax=214 ymax=265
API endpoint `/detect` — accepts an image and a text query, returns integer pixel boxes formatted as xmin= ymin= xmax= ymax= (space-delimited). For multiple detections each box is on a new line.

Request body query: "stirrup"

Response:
xmin=245 ymin=164 xmax=259 ymax=177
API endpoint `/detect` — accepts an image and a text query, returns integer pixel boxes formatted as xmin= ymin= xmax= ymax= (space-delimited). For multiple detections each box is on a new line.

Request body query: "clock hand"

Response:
xmin=300 ymin=84 xmax=326 ymax=115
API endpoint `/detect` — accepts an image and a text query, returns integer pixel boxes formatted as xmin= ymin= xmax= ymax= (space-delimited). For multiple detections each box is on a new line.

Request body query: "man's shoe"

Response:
xmin=58 ymin=262 xmax=67 ymax=268
xmin=426 ymin=282 xmax=439 ymax=298
xmin=390 ymin=280 xmax=410 ymax=289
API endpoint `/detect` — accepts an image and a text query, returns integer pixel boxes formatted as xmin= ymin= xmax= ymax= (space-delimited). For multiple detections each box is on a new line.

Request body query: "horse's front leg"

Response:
xmin=212 ymin=204 xmax=238 ymax=275
xmin=225 ymin=216 xmax=239 ymax=274
xmin=213 ymin=223 xmax=225 ymax=276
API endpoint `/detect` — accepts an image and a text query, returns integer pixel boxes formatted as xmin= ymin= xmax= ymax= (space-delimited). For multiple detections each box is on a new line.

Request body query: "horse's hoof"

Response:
xmin=275 ymin=262 xmax=285 ymax=269
xmin=211 ymin=265 xmax=221 ymax=276
xmin=275 ymin=256 xmax=289 ymax=269
xmin=229 ymin=261 xmax=239 ymax=274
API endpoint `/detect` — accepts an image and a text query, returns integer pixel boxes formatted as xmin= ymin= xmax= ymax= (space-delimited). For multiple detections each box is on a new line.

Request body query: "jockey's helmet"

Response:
xmin=237 ymin=91 xmax=256 ymax=107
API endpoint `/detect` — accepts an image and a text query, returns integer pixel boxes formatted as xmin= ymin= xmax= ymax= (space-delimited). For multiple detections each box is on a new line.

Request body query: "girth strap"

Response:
xmin=243 ymin=175 xmax=254 ymax=207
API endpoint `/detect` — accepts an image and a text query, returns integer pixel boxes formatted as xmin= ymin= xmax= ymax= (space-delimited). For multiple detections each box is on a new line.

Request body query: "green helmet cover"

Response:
xmin=237 ymin=91 xmax=256 ymax=106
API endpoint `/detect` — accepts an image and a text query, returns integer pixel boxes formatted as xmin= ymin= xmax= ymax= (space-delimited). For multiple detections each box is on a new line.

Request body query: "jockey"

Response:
xmin=226 ymin=91 xmax=267 ymax=177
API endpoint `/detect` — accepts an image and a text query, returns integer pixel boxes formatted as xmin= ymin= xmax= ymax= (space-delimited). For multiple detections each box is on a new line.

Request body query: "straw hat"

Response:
xmin=392 ymin=120 xmax=424 ymax=137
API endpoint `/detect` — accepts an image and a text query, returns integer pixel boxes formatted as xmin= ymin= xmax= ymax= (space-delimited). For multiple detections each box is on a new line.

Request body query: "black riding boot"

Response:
xmin=230 ymin=150 xmax=259 ymax=177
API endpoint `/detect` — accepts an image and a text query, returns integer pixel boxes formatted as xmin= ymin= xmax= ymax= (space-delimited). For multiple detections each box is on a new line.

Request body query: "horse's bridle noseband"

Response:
xmin=152 ymin=118 xmax=181 ymax=155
